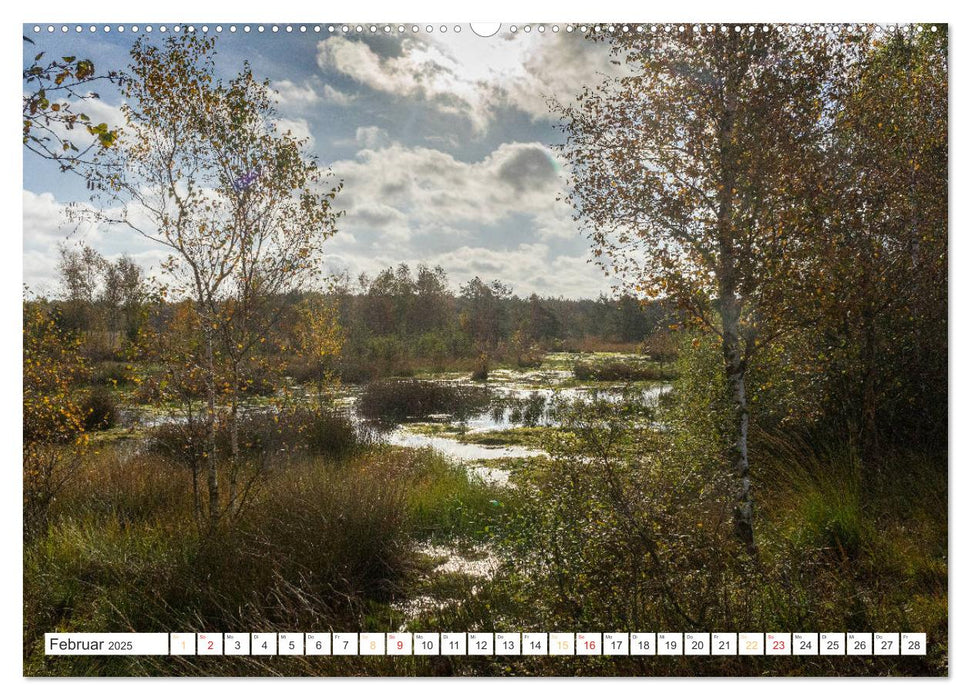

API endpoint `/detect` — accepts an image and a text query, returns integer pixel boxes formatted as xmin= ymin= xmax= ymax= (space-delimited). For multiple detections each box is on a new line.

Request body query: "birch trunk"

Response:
xmin=720 ymin=305 xmax=756 ymax=555
xmin=715 ymin=75 xmax=757 ymax=556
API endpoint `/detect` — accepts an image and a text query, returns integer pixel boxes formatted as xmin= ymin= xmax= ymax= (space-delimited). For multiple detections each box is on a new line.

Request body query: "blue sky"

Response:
xmin=23 ymin=24 xmax=626 ymax=299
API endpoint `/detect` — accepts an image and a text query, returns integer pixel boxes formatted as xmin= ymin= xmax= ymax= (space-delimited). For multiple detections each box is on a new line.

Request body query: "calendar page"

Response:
xmin=21 ymin=14 xmax=948 ymax=679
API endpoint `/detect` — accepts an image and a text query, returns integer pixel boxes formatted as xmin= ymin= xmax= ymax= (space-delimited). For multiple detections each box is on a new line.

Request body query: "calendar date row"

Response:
xmin=46 ymin=632 xmax=926 ymax=657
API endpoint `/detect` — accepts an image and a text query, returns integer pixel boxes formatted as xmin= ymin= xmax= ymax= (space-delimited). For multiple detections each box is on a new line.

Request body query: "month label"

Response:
xmin=44 ymin=633 xmax=169 ymax=656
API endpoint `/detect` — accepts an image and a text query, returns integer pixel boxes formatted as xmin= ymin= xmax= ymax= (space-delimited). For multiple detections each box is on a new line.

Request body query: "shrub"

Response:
xmin=90 ymin=361 xmax=132 ymax=386
xmin=81 ymin=386 xmax=117 ymax=431
xmin=148 ymin=407 xmax=371 ymax=469
xmin=278 ymin=407 xmax=373 ymax=459
xmin=499 ymin=394 xmax=741 ymax=633
xmin=358 ymin=379 xmax=490 ymax=425
xmin=471 ymin=355 xmax=490 ymax=382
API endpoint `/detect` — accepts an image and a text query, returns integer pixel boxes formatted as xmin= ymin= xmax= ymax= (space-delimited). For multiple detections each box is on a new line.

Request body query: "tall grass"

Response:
xmin=24 ymin=438 xmax=510 ymax=676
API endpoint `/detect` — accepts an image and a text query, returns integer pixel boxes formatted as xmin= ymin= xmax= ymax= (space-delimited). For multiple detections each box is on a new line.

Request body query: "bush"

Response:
xmin=148 ymin=407 xmax=371 ymax=469
xmin=280 ymin=408 xmax=372 ymax=459
xmin=471 ymin=354 xmax=490 ymax=381
xmin=499 ymin=394 xmax=741 ymax=633
xmin=81 ymin=387 xmax=117 ymax=431
xmin=358 ymin=379 xmax=490 ymax=425
xmin=90 ymin=361 xmax=132 ymax=387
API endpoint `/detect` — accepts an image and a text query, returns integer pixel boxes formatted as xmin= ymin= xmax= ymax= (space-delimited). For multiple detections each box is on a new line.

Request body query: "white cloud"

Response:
xmin=355 ymin=126 xmax=391 ymax=150
xmin=22 ymin=190 xmax=166 ymax=295
xmin=315 ymin=141 xmax=608 ymax=296
xmin=331 ymin=141 xmax=569 ymax=228
xmin=322 ymin=84 xmax=355 ymax=106
xmin=315 ymin=32 xmax=626 ymax=133
xmin=271 ymin=79 xmax=321 ymax=109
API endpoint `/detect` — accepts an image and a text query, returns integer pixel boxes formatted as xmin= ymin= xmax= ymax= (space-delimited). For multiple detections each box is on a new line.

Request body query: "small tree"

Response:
xmin=23 ymin=299 xmax=88 ymax=536
xmin=79 ymin=33 xmax=341 ymax=527
xmin=290 ymin=295 xmax=344 ymax=407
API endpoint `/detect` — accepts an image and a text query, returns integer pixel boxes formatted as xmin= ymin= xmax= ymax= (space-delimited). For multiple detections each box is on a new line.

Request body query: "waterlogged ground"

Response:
xmin=112 ymin=352 xmax=671 ymax=625
xmin=374 ymin=353 xmax=670 ymax=624
xmin=382 ymin=361 xmax=669 ymax=469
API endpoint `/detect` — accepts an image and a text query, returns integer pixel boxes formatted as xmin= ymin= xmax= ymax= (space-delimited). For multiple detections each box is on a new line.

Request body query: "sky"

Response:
xmin=22 ymin=24 xmax=628 ymax=299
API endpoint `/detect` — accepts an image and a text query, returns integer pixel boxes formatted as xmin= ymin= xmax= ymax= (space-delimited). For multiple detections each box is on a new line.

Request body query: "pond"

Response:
xmin=365 ymin=359 xmax=671 ymax=474
xmin=117 ymin=353 xmax=671 ymax=483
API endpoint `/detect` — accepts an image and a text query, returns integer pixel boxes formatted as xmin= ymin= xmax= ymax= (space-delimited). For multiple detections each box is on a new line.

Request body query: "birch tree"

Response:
xmin=557 ymin=24 xmax=854 ymax=553
xmin=80 ymin=33 xmax=341 ymax=527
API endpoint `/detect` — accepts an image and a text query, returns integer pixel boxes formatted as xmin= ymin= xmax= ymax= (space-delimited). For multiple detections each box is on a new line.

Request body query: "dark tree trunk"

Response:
xmin=204 ymin=324 xmax=220 ymax=530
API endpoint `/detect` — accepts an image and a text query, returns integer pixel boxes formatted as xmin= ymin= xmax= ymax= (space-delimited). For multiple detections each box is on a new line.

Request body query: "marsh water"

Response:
xmin=120 ymin=353 xmax=671 ymax=479
xmin=116 ymin=352 xmax=671 ymax=621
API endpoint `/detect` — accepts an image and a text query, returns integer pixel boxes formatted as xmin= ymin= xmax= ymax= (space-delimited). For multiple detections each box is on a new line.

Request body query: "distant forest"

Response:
xmin=39 ymin=246 xmax=675 ymax=383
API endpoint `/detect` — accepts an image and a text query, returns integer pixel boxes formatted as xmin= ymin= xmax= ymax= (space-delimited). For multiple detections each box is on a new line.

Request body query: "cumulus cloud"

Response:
xmin=24 ymin=31 xmax=620 ymax=300
xmin=313 ymin=140 xmax=606 ymax=296
xmin=271 ymin=79 xmax=321 ymax=109
xmin=331 ymin=141 xmax=567 ymax=231
xmin=355 ymin=126 xmax=391 ymax=149
xmin=22 ymin=190 xmax=168 ymax=295
xmin=314 ymin=31 xmax=626 ymax=132
xmin=322 ymin=84 xmax=355 ymax=105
